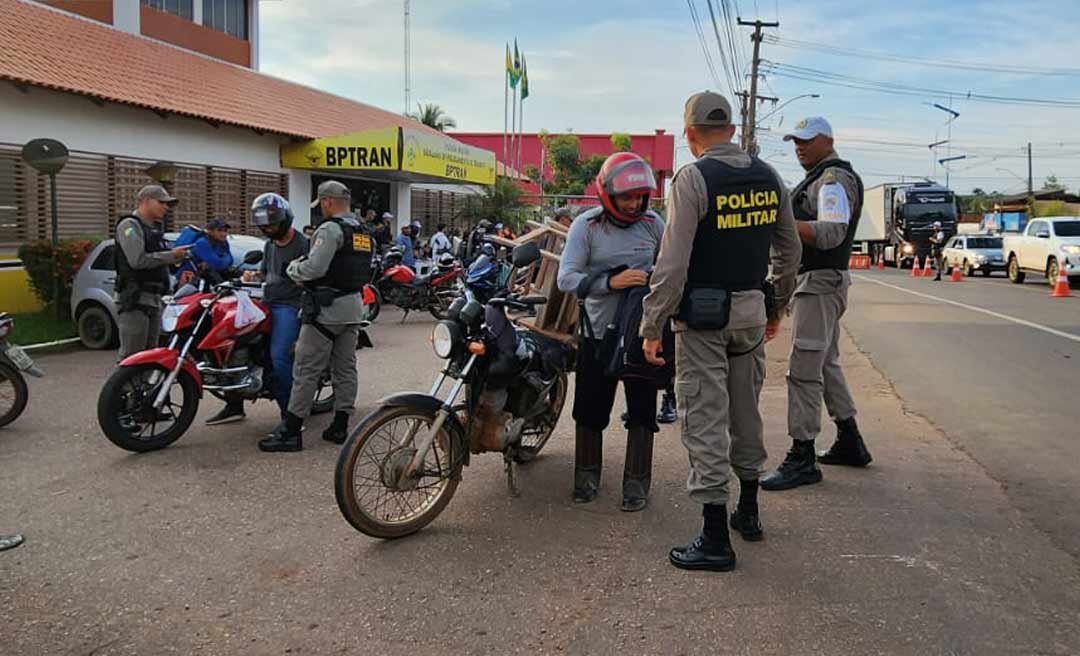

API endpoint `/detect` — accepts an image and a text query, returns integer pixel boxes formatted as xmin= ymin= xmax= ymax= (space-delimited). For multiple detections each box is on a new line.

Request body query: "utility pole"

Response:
xmin=1027 ymin=142 xmax=1033 ymax=196
xmin=737 ymin=90 xmax=778 ymax=151
xmin=403 ymin=0 xmax=411 ymax=116
xmin=738 ymin=17 xmax=779 ymax=155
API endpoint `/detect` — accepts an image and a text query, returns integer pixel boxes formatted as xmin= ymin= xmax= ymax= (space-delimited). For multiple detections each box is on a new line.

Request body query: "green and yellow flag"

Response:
xmin=520 ymin=54 xmax=529 ymax=100
xmin=511 ymin=39 xmax=522 ymax=88
xmin=505 ymin=43 xmax=514 ymax=85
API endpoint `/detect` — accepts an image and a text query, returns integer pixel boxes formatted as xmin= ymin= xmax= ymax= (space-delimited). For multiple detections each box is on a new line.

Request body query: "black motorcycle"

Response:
xmin=0 ymin=313 xmax=43 ymax=428
xmin=334 ymin=243 xmax=572 ymax=539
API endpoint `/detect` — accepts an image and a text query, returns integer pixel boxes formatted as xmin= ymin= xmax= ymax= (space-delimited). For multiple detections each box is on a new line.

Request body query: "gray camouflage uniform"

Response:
xmin=114 ymin=214 xmax=184 ymax=359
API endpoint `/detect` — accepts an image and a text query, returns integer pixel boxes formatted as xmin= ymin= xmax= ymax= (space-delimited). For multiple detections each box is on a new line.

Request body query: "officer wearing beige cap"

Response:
xmin=760 ymin=116 xmax=873 ymax=492
xmin=114 ymin=185 xmax=191 ymax=359
xmin=640 ymin=91 xmax=801 ymax=571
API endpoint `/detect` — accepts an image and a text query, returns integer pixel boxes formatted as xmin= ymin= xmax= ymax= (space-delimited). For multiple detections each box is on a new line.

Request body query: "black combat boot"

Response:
xmin=620 ymin=426 xmax=654 ymax=512
xmin=760 ymin=440 xmax=822 ymax=491
xmin=657 ymin=389 xmax=677 ymax=424
xmin=572 ymin=425 xmax=603 ymax=504
xmin=818 ymin=417 xmax=873 ymax=467
xmin=669 ymin=503 xmax=736 ymax=572
xmin=258 ymin=411 xmax=303 ymax=453
xmin=321 ymin=411 xmax=350 ymax=445
xmin=729 ymin=478 xmax=763 ymax=541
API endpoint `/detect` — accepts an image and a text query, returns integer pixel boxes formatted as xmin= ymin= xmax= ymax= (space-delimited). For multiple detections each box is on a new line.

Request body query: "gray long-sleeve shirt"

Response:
xmin=557 ymin=207 xmax=666 ymax=332
xmin=286 ymin=215 xmax=364 ymax=325
xmin=115 ymin=214 xmax=184 ymax=308
xmin=639 ymin=142 xmax=801 ymax=340
xmin=795 ymin=151 xmax=861 ymax=252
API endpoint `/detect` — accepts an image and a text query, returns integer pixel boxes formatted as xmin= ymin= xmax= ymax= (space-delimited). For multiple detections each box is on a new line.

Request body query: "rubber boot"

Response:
xmin=657 ymin=389 xmax=677 ymax=425
xmin=258 ymin=411 xmax=303 ymax=452
xmin=818 ymin=417 xmax=873 ymax=466
xmin=729 ymin=478 xmax=763 ymax=541
xmin=572 ymin=425 xmax=603 ymax=504
xmin=761 ymin=440 xmax=822 ymax=491
xmin=669 ymin=503 xmax=736 ymax=572
xmin=321 ymin=411 xmax=349 ymax=445
xmin=620 ymin=426 xmax=654 ymax=512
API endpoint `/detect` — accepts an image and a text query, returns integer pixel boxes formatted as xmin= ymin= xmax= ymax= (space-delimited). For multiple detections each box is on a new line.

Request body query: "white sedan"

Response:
xmin=942 ymin=234 xmax=1005 ymax=277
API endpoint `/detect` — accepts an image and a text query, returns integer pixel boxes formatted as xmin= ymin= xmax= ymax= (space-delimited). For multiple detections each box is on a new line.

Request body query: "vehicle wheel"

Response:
xmin=0 ymin=362 xmax=30 ymax=428
xmin=96 ymin=364 xmax=200 ymax=452
xmin=429 ymin=291 xmax=455 ymax=320
xmin=77 ymin=304 xmax=117 ymax=350
xmin=1007 ymin=256 xmax=1025 ymax=284
xmin=514 ymin=372 xmax=568 ymax=464
xmin=335 ymin=404 xmax=461 ymax=539
xmin=311 ymin=371 xmax=335 ymax=415
xmin=1047 ymin=258 xmax=1060 ymax=287
xmin=364 ymin=285 xmax=382 ymax=323
xmin=963 ymin=260 xmax=974 ymax=277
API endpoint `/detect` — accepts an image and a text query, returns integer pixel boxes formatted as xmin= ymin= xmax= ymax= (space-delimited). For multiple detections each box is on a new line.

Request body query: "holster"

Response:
xmin=299 ymin=289 xmax=321 ymax=324
xmin=677 ymin=287 xmax=732 ymax=330
xmin=116 ymin=283 xmax=142 ymax=314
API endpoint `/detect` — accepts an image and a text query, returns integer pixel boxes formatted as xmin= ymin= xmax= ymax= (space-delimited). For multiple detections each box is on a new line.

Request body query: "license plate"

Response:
xmin=5 ymin=345 xmax=35 ymax=371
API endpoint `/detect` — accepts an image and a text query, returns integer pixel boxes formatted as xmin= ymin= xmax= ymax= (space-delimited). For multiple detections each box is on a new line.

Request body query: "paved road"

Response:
xmin=2 ymin=307 xmax=1079 ymax=654
xmin=844 ymin=268 xmax=1080 ymax=560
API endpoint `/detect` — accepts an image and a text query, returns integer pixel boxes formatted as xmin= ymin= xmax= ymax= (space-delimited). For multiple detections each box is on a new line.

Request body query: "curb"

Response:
xmin=20 ymin=337 xmax=83 ymax=355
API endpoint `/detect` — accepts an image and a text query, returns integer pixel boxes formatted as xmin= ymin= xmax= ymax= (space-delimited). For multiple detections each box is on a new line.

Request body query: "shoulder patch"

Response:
xmin=123 ymin=226 xmax=137 ymax=238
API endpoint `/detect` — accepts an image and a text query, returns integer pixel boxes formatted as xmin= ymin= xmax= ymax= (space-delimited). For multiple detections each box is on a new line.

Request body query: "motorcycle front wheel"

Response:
xmin=97 ymin=364 xmax=200 ymax=452
xmin=0 ymin=361 xmax=29 ymax=428
xmin=335 ymin=404 xmax=460 ymax=539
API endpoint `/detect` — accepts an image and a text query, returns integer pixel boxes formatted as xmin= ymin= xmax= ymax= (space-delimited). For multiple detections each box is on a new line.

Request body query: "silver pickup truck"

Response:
xmin=1003 ymin=216 xmax=1080 ymax=286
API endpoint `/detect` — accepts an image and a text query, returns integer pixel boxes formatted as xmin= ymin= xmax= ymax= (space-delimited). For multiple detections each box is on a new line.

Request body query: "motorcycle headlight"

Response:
xmin=431 ymin=321 xmax=460 ymax=359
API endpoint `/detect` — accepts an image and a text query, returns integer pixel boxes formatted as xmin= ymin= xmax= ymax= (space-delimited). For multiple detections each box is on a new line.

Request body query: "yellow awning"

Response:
xmin=281 ymin=127 xmax=496 ymax=186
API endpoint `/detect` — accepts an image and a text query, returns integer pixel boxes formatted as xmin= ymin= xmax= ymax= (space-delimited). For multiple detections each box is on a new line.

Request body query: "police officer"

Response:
xmin=258 ymin=180 xmax=374 ymax=453
xmin=930 ymin=221 xmax=947 ymax=281
xmin=114 ymin=185 xmax=191 ymax=359
xmin=641 ymin=91 xmax=801 ymax=571
xmin=760 ymin=117 xmax=873 ymax=492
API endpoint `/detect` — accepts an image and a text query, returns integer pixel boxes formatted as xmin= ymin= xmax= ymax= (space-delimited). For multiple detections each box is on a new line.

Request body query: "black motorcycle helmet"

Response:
xmin=251 ymin=193 xmax=293 ymax=239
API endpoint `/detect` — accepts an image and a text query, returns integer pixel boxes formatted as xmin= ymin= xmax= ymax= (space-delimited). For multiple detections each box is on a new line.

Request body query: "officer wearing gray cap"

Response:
xmin=114 ymin=185 xmax=191 ymax=359
xmin=259 ymin=180 xmax=376 ymax=452
xmin=641 ymin=91 xmax=801 ymax=571
xmin=760 ymin=117 xmax=873 ymax=492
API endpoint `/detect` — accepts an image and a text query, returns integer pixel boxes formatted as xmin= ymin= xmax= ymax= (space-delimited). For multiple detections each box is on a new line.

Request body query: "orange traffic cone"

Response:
xmin=950 ymin=263 xmax=963 ymax=282
xmin=1051 ymin=262 xmax=1072 ymax=298
xmin=911 ymin=256 xmax=921 ymax=277
xmin=876 ymin=256 xmax=885 ymax=270
xmin=923 ymin=256 xmax=934 ymax=277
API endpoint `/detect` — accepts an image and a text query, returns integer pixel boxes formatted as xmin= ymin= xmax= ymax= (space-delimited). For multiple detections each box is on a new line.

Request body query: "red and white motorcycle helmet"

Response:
xmin=596 ymin=152 xmax=657 ymax=225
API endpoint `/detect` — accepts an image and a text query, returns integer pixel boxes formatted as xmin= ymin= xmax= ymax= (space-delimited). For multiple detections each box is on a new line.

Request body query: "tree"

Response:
xmin=409 ymin=103 xmax=457 ymax=132
xmin=1042 ymin=174 xmax=1065 ymax=191
xmin=457 ymin=176 xmax=527 ymax=229
xmin=610 ymin=133 xmax=632 ymax=152
xmin=537 ymin=132 xmax=617 ymax=196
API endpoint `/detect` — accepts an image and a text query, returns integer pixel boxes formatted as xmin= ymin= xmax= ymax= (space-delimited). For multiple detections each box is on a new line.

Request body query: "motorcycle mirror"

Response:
xmin=243 ymin=250 xmax=264 ymax=265
xmin=511 ymin=242 xmax=541 ymax=268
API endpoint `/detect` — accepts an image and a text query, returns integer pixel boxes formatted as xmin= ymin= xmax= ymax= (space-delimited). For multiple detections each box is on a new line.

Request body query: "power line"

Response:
xmin=703 ymin=0 xmax=738 ymax=98
xmin=763 ymin=62 xmax=1080 ymax=108
xmin=686 ymin=0 xmax=724 ymax=90
xmin=762 ymin=35 xmax=1080 ymax=77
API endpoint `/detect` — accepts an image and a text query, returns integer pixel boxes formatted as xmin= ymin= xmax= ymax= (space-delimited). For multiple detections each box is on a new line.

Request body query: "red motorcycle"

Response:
xmin=97 ymin=264 xmax=372 ymax=452
xmin=375 ymin=249 xmax=463 ymax=321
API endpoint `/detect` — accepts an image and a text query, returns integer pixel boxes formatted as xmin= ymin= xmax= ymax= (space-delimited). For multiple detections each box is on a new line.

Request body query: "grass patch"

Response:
xmin=8 ymin=310 xmax=77 ymax=347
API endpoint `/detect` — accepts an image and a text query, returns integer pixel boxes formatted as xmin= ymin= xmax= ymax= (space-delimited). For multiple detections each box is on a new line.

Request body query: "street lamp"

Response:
xmin=755 ymin=94 xmax=821 ymax=125
xmin=938 ymin=154 xmax=966 ymax=189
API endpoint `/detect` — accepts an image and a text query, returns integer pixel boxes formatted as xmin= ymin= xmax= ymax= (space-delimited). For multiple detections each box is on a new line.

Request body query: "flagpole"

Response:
xmin=503 ymin=70 xmax=509 ymax=164
xmin=510 ymin=83 xmax=517 ymax=177
xmin=517 ymin=93 xmax=524 ymax=179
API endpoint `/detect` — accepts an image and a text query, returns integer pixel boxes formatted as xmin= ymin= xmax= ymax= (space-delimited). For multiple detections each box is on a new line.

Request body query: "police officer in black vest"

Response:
xmin=761 ymin=117 xmax=873 ymax=492
xmin=114 ymin=185 xmax=191 ymax=359
xmin=641 ymin=91 xmax=801 ymax=571
xmin=259 ymin=180 xmax=376 ymax=452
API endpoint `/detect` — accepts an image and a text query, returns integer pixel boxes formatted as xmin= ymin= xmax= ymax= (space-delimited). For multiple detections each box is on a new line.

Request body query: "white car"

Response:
xmin=70 ymin=233 xmax=265 ymax=349
xmin=1002 ymin=217 xmax=1080 ymax=286
xmin=941 ymin=234 xmax=1005 ymax=277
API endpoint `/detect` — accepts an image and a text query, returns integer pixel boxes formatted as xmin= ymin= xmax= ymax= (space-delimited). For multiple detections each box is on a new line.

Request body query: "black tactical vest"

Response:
xmin=682 ymin=156 xmax=782 ymax=298
xmin=791 ymin=158 xmax=864 ymax=272
xmin=114 ymin=215 xmax=170 ymax=293
xmin=311 ymin=217 xmax=376 ymax=292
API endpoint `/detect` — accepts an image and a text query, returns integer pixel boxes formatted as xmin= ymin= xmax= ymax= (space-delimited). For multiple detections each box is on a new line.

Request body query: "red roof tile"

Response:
xmin=0 ymin=0 xmax=441 ymax=139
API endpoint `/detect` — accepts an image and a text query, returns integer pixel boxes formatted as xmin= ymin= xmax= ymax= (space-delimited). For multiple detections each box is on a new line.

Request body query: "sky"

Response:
xmin=259 ymin=0 xmax=1080 ymax=195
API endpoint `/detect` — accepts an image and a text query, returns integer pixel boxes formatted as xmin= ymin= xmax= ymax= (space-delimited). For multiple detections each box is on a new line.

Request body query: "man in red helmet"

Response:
xmin=640 ymin=91 xmax=801 ymax=572
xmin=557 ymin=151 xmax=667 ymax=512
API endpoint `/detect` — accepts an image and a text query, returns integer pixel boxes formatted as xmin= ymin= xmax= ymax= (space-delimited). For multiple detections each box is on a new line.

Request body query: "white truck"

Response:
xmin=1002 ymin=216 xmax=1080 ymax=286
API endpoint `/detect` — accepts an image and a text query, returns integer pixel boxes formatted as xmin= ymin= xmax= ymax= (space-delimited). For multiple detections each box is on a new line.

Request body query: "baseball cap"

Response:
xmin=381 ymin=212 xmax=394 ymax=220
xmin=207 ymin=217 xmax=230 ymax=230
xmin=136 ymin=184 xmax=178 ymax=205
xmin=684 ymin=91 xmax=733 ymax=127
xmin=783 ymin=117 xmax=833 ymax=141
xmin=310 ymin=180 xmax=351 ymax=208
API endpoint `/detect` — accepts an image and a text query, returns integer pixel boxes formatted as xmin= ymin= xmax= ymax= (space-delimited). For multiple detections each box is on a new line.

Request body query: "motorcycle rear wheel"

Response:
xmin=0 ymin=361 xmax=29 ymax=429
xmin=97 ymin=364 xmax=200 ymax=452
xmin=335 ymin=404 xmax=460 ymax=539
xmin=514 ymin=372 xmax=568 ymax=464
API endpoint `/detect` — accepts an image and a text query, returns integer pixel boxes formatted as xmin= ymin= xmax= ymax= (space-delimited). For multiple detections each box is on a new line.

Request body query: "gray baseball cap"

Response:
xmin=684 ymin=91 xmax=733 ymax=128
xmin=136 ymin=184 xmax=178 ymax=205
xmin=310 ymin=180 xmax=351 ymax=208
xmin=783 ymin=116 xmax=833 ymax=141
